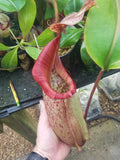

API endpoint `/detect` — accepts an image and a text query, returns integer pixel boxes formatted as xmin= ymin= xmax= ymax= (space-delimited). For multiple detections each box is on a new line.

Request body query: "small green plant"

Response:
xmin=0 ymin=0 xmax=38 ymax=71
xmin=0 ymin=0 xmax=84 ymax=71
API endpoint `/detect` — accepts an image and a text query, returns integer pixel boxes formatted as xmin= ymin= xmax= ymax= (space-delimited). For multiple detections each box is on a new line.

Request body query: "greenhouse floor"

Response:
xmin=66 ymin=119 xmax=120 ymax=160
xmin=1 ymin=105 xmax=120 ymax=160
xmin=17 ymin=118 xmax=120 ymax=160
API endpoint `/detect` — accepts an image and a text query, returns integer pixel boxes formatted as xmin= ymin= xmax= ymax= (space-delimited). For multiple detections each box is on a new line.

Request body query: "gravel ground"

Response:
xmin=0 ymin=104 xmax=39 ymax=160
xmin=66 ymin=119 xmax=120 ymax=160
xmin=98 ymin=86 xmax=120 ymax=115
xmin=1 ymin=88 xmax=120 ymax=160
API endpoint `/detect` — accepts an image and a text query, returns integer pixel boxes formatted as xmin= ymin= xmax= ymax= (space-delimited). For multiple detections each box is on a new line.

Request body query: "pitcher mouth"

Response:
xmin=32 ymin=35 xmax=76 ymax=99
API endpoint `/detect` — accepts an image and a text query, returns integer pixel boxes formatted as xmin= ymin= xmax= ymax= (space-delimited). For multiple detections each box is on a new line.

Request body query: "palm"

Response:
xmin=33 ymin=101 xmax=70 ymax=160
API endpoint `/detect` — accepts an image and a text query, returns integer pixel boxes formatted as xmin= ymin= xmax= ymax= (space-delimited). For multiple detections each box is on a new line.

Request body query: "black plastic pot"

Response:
xmin=60 ymin=42 xmax=82 ymax=77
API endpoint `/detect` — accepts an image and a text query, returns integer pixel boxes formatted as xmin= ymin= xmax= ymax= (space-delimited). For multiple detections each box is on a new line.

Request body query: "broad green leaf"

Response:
xmin=30 ymin=28 xmax=55 ymax=47
xmin=45 ymin=0 xmax=70 ymax=20
xmin=64 ymin=0 xmax=85 ymax=16
xmin=60 ymin=27 xmax=83 ymax=47
xmin=0 ymin=43 xmax=11 ymax=51
xmin=81 ymin=41 xmax=94 ymax=66
xmin=1 ymin=48 xmax=18 ymax=72
xmin=25 ymin=46 xmax=41 ymax=60
xmin=84 ymin=0 xmax=120 ymax=70
xmin=0 ymin=0 xmax=26 ymax=12
xmin=18 ymin=0 xmax=36 ymax=37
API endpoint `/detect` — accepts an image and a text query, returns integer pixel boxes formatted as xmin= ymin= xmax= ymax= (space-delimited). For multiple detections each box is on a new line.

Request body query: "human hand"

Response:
xmin=33 ymin=100 xmax=70 ymax=160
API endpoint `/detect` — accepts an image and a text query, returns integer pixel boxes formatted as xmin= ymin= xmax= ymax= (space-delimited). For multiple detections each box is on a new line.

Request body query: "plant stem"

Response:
xmin=8 ymin=29 xmax=25 ymax=50
xmin=33 ymin=25 xmax=41 ymax=35
xmin=53 ymin=0 xmax=59 ymax=23
xmin=33 ymin=33 xmax=40 ymax=53
xmin=84 ymin=69 xmax=104 ymax=120
xmin=9 ymin=28 xmax=20 ymax=45
xmin=0 ymin=66 xmax=21 ymax=71
xmin=48 ymin=0 xmax=59 ymax=23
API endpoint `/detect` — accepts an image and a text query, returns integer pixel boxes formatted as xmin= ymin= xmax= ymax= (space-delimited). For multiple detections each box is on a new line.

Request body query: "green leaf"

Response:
xmin=0 ymin=0 xmax=27 ymax=12
xmin=60 ymin=27 xmax=83 ymax=47
xmin=0 ymin=43 xmax=11 ymax=51
xmin=25 ymin=46 xmax=41 ymax=60
xmin=81 ymin=41 xmax=94 ymax=66
xmin=45 ymin=0 xmax=70 ymax=19
xmin=64 ymin=0 xmax=85 ymax=16
xmin=30 ymin=28 xmax=55 ymax=47
xmin=1 ymin=48 xmax=18 ymax=72
xmin=84 ymin=0 xmax=120 ymax=70
xmin=18 ymin=0 xmax=36 ymax=37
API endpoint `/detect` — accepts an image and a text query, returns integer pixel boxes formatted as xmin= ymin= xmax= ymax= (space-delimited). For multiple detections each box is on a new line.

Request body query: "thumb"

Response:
xmin=39 ymin=100 xmax=49 ymax=125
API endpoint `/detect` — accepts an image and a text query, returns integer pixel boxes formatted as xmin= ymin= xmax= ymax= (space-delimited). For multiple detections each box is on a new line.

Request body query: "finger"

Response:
xmin=39 ymin=100 xmax=45 ymax=115
xmin=58 ymin=142 xmax=70 ymax=159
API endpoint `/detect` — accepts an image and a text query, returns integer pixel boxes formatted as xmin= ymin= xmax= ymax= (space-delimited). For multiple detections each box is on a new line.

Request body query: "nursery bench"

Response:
xmin=0 ymin=67 xmax=118 ymax=144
